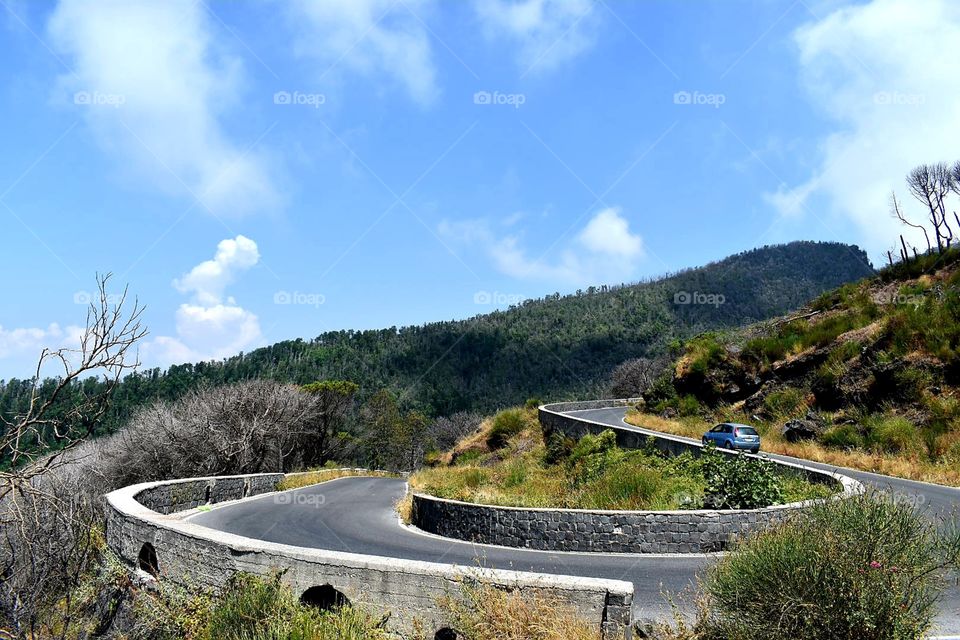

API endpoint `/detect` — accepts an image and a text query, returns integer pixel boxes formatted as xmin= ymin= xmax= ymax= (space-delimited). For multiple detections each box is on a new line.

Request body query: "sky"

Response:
xmin=1 ymin=0 xmax=959 ymax=379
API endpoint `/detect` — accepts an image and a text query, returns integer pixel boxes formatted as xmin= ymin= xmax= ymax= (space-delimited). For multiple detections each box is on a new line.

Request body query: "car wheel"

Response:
xmin=750 ymin=448 xmax=760 ymax=454
xmin=724 ymin=440 xmax=734 ymax=450
xmin=702 ymin=438 xmax=709 ymax=446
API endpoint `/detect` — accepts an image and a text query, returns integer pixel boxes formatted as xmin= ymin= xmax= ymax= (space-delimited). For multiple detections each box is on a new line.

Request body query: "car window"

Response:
xmin=711 ymin=425 xmax=724 ymax=433
xmin=736 ymin=427 xmax=759 ymax=436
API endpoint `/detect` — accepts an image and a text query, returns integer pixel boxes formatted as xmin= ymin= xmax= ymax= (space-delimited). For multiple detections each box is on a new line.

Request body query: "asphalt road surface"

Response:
xmin=189 ymin=407 xmax=960 ymax=633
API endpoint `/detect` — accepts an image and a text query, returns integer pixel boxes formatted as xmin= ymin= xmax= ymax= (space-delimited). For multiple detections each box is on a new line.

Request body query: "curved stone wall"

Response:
xmin=104 ymin=471 xmax=633 ymax=640
xmin=409 ymin=401 xmax=863 ymax=553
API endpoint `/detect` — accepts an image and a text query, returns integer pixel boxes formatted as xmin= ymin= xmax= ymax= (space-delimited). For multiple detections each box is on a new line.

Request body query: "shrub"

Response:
xmin=463 ymin=468 xmax=488 ymax=489
xmin=891 ymin=367 xmax=933 ymax=403
xmin=762 ymin=388 xmax=807 ymax=419
xmin=486 ymin=409 xmax=530 ymax=449
xmin=684 ymin=334 xmax=726 ymax=376
xmin=677 ymin=394 xmax=702 ymax=417
xmin=566 ymin=430 xmax=621 ymax=485
xmin=700 ymin=447 xmax=784 ymax=509
xmin=543 ymin=432 xmax=574 ymax=465
xmin=202 ymin=573 xmax=388 ymax=640
xmin=577 ymin=463 xmax=664 ymax=510
xmin=821 ymin=423 xmax=863 ymax=450
xmin=440 ymin=581 xmax=598 ymax=640
xmin=866 ymin=415 xmax=922 ymax=454
xmin=699 ymin=492 xmax=960 ymax=640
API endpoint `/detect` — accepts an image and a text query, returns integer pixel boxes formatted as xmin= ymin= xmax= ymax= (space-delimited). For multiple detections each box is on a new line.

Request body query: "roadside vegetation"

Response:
xmin=49 ymin=550 xmax=601 ymax=640
xmin=277 ymin=467 xmax=398 ymax=492
xmin=655 ymin=492 xmax=960 ymax=640
xmin=624 ymin=245 xmax=960 ymax=487
xmin=409 ymin=407 xmax=832 ymax=511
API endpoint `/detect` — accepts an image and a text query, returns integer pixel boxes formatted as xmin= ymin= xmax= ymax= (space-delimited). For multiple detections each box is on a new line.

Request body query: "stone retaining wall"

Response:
xmin=409 ymin=401 xmax=863 ymax=554
xmin=105 ymin=473 xmax=634 ymax=640
xmin=414 ymin=492 xmax=800 ymax=554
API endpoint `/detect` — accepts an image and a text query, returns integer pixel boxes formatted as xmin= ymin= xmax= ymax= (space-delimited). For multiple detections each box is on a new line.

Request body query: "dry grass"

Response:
xmin=439 ymin=581 xmax=600 ymax=640
xmin=625 ymin=411 xmax=960 ymax=487
xmin=395 ymin=492 xmax=413 ymax=524
xmin=276 ymin=468 xmax=397 ymax=492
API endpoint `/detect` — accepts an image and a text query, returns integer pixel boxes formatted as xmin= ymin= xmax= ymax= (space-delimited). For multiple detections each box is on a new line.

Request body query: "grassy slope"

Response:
xmin=410 ymin=407 xmax=831 ymax=510
xmin=640 ymin=249 xmax=960 ymax=486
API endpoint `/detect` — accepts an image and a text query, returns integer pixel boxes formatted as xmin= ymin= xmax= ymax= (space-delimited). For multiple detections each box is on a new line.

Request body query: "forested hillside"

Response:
xmin=0 ymin=241 xmax=872 ymax=445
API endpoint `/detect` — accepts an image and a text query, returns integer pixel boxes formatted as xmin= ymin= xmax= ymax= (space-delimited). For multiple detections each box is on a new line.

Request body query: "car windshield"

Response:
xmin=735 ymin=427 xmax=758 ymax=436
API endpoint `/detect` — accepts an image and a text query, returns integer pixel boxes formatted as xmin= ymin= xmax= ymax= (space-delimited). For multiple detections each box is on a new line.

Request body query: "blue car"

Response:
xmin=702 ymin=423 xmax=761 ymax=453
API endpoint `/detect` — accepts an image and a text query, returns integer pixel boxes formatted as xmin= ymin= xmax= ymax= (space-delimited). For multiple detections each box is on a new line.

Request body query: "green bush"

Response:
xmin=202 ymin=573 xmax=387 ymax=640
xmin=700 ymin=492 xmax=960 ymax=640
xmin=821 ymin=424 xmax=863 ymax=450
xmin=578 ymin=463 xmax=664 ymax=510
xmin=892 ymin=367 xmax=933 ymax=403
xmin=762 ymin=388 xmax=807 ymax=419
xmin=567 ymin=430 xmax=621 ymax=485
xmin=486 ymin=408 xmax=529 ymax=449
xmin=866 ymin=416 xmax=922 ymax=454
xmin=700 ymin=446 xmax=784 ymax=509
xmin=543 ymin=431 xmax=574 ymax=464
xmin=677 ymin=394 xmax=702 ymax=417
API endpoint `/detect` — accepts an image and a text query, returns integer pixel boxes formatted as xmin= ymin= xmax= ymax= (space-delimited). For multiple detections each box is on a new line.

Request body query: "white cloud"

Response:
xmin=173 ymin=235 xmax=260 ymax=306
xmin=288 ymin=0 xmax=438 ymax=104
xmin=769 ymin=0 xmax=960 ymax=253
xmin=578 ymin=207 xmax=643 ymax=258
xmin=473 ymin=0 xmax=599 ymax=72
xmin=48 ymin=0 xmax=279 ymax=216
xmin=441 ymin=206 xmax=644 ymax=286
xmin=0 ymin=323 xmax=90 ymax=379
xmin=0 ymin=323 xmax=82 ymax=363
xmin=146 ymin=236 xmax=264 ymax=366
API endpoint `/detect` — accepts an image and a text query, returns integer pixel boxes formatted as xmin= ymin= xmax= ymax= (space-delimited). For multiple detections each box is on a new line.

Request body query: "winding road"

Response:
xmin=189 ymin=407 xmax=960 ymax=634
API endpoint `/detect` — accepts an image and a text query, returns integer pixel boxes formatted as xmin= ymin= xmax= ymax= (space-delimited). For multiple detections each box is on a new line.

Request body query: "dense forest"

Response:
xmin=0 ymin=241 xmax=872 ymax=455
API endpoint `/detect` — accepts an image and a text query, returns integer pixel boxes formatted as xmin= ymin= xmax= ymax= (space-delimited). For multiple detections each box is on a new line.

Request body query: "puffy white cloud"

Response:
xmin=441 ymin=207 xmax=644 ymax=286
xmin=0 ymin=323 xmax=81 ymax=360
xmin=173 ymin=235 xmax=260 ymax=306
xmin=578 ymin=207 xmax=643 ymax=258
xmin=288 ymin=0 xmax=438 ymax=104
xmin=769 ymin=0 xmax=960 ymax=253
xmin=146 ymin=236 xmax=264 ymax=366
xmin=48 ymin=0 xmax=279 ymax=216
xmin=473 ymin=0 xmax=599 ymax=72
xmin=0 ymin=323 xmax=87 ymax=378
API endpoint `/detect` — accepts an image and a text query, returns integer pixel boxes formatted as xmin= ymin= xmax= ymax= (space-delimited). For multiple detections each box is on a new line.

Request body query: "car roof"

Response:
xmin=720 ymin=422 xmax=755 ymax=429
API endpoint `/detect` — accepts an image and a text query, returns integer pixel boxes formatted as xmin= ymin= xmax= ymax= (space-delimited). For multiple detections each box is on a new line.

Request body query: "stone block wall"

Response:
xmin=104 ymin=473 xmax=634 ymax=640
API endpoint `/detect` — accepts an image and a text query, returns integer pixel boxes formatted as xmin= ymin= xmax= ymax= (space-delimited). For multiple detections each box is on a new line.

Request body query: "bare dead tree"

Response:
xmin=609 ymin=356 xmax=669 ymax=398
xmin=0 ymin=274 xmax=145 ymax=639
xmin=906 ymin=163 xmax=955 ymax=252
xmin=97 ymin=380 xmax=320 ymax=489
xmin=0 ymin=273 xmax=145 ymax=509
xmin=892 ymin=191 xmax=932 ymax=255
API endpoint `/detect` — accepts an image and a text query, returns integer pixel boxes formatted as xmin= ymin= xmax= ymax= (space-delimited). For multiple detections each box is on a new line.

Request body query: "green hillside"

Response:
xmin=0 ymin=241 xmax=872 ymax=451
xmin=641 ymin=248 xmax=960 ymax=484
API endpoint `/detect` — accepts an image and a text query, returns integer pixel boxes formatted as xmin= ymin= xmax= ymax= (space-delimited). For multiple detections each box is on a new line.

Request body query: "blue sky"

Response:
xmin=1 ymin=0 xmax=958 ymax=378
